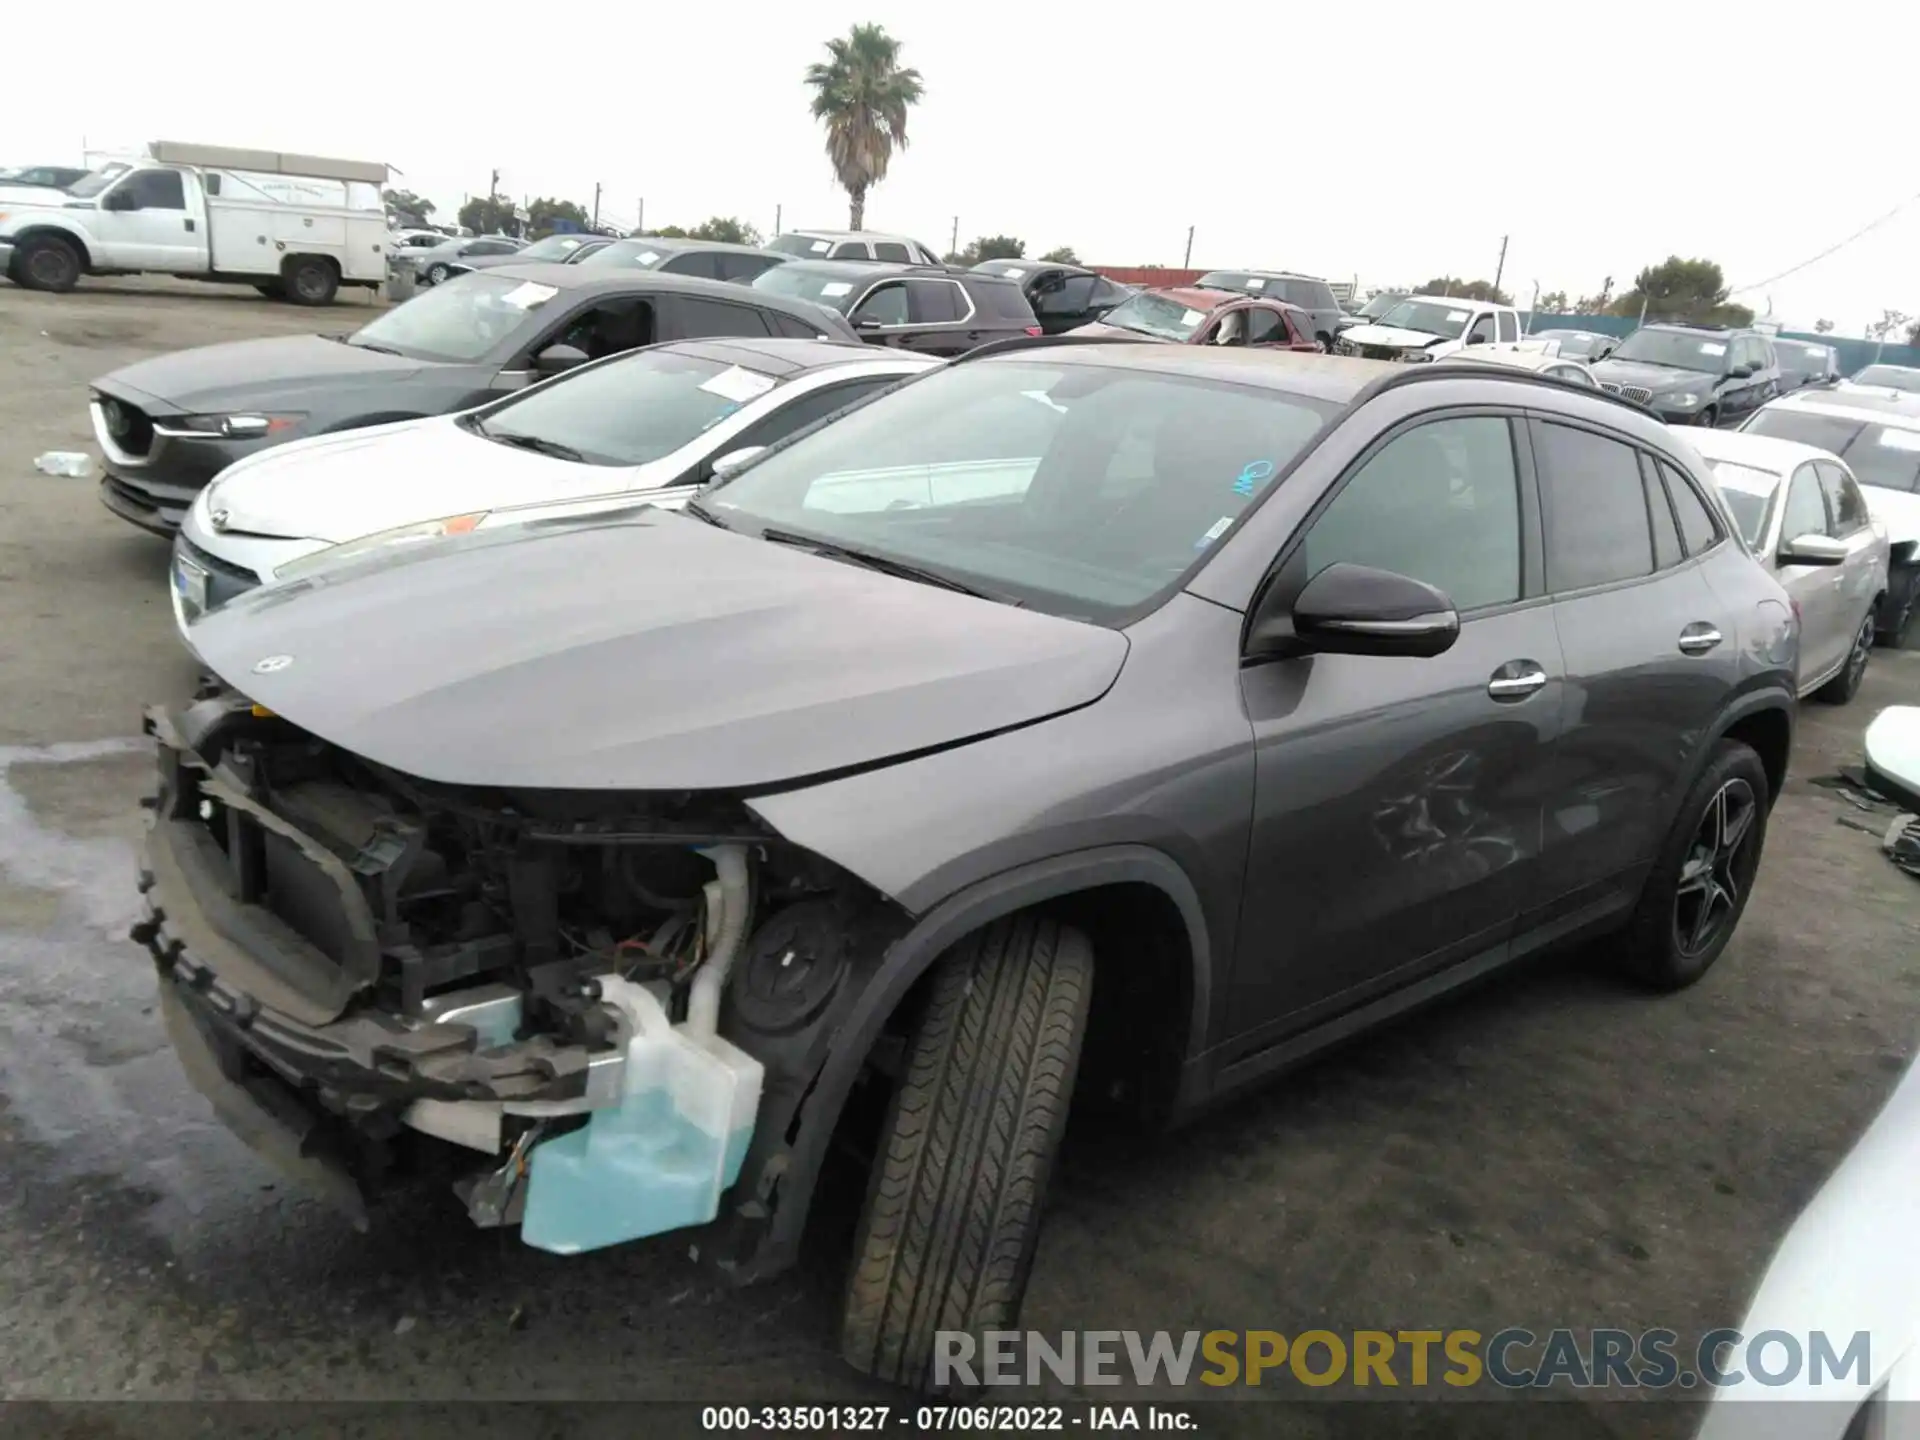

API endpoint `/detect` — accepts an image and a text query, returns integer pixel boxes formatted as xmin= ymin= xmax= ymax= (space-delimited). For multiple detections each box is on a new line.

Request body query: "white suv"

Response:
xmin=765 ymin=229 xmax=944 ymax=265
xmin=1333 ymin=293 xmax=1524 ymax=363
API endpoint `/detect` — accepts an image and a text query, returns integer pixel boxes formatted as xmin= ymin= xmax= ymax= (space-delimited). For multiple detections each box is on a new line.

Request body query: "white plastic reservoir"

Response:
xmin=520 ymin=976 xmax=762 ymax=1254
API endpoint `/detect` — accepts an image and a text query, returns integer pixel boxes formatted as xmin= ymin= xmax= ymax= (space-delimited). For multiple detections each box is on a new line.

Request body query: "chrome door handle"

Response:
xmin=1678 ymin=625 xmax=1723 ymax=655
xmin=1488 ymin=665 xmax=1548 ymax=700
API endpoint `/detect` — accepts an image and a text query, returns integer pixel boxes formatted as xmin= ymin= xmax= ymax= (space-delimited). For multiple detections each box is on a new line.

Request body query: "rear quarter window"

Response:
xmin=977 ymin=282 xmax=1038 ymax=323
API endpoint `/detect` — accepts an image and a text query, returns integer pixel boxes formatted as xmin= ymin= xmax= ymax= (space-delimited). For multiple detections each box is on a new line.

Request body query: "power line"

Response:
xmin=1729 ymin=189 xmax=1920 ymax=295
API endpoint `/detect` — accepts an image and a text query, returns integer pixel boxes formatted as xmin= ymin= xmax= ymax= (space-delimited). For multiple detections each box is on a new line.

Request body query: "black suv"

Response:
xmin=140 ymin=341 xmax=1796 ymax=1391
xmin=751 ymin=260 xmax=1040 ymax=355
xmin=968 ymin=258 xmax=1134 ymax=334
xmin=1194 ymin=269 xmax=1346 ymax=351
xmin=1589 ymin=322 xmax=1781 ymax=426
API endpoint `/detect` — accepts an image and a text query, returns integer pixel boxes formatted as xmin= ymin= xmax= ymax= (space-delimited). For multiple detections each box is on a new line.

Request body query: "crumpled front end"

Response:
xmin=135 ymin=684 xmax=891 ymax=1256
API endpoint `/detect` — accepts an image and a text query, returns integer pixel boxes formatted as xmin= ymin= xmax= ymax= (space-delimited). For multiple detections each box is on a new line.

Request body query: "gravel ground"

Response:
xmin=2 ymin=277 xmax=1917 ymax=1437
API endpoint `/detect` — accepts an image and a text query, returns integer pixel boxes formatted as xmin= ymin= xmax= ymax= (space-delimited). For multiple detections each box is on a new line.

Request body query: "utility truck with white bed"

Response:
xmin=0 ymin=141 xmax=391 ymax=305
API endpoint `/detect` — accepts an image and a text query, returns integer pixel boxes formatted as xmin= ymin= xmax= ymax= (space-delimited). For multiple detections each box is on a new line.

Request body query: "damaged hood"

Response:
xmin=1340 ymin=323 xmax=1454 ymax=351
xmin=186 ymin=511 xmax=1129 ymax=791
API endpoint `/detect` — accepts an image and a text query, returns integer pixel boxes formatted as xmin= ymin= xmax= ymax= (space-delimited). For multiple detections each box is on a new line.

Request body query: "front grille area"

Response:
xmin=1599 ymin=382 xmax=1654 ymax=405
xmin=105 ymin=475 xmax=162 ymax=518
xmin=97 ymin=395 xmax=154 ymax=457
xmin=178 ymin=535 xmax=264 ymax=612
xmin=1360 ymin=344 xmax=1398 ymax=361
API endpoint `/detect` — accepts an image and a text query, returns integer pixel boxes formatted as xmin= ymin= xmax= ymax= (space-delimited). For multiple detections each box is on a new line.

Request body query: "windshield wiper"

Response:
xmin=758 ymin=527 xmax=1008 ymax=602
xmin=342 ymin=336 xmax=406 ymax=355
xmin=479 ymin=430 xmax=587 ymax=463
xmin=683 ymin=498 xmax=732 ymax=529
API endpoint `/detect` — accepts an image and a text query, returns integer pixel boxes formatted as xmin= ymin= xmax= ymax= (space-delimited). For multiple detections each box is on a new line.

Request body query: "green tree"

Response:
xmin=647 ymin=224 xmax=692 ymax=239
xmin=384 ymin=188 xmax=435 ymax=221
xmin=526 ymin=197 xmax=592 ymax=238
xmin=458 ymin=196 xmax=519 ymax=237
xmin=1609 ymin=256 xmax=1753 ymax=327
xmin=1417 ymin=276 xmax=1513 ymax=305
xmin=1040 ymin=246 xmax=1080 ymax=264
xmin=688 ymin=216 xmax=764 ymax=246
xmin=958 ymin=235 xmax=1024 ymax=265
xmin=804 ymin=23 xmax=925 ymax=230
xmin=1535 ymin=290 xmax=1569 ymax=314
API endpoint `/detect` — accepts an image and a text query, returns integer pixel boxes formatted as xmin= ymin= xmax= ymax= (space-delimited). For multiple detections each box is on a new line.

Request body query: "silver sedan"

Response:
xmin=1686 ymin=427 xmax=1890 ymax=704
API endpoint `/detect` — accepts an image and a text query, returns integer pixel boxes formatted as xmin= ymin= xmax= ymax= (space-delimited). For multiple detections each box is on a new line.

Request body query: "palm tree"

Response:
xmin=803 ymin=24 xmax=924 ymax=232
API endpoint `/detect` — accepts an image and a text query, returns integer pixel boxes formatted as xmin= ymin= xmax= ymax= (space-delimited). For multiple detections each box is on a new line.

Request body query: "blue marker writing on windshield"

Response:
xmin=1233 ymin=459 xmax=1275 ymax=497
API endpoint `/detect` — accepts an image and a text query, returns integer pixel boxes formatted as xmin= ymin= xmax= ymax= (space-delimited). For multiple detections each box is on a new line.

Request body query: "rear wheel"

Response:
xmin=426 ymin=262 xmax=451 ymax=285
xmin=283 ymin=257 xmax=338 ymax=306
xmin=841 ymin=914 xmax=1093 ymax=1390
xmin=1314 ymin=332 xmax=1331 ymax=353
xmin=1699 ymin=405 xmax=1720 ymax=429
xmin=1816 ymin=613 xmax=1876 ymax=704
xmin=1616 ymin=740 xmax=1769 ymax=991
xmin=1879 ymin=565 xmax=1919 ymax=648
xmin=12 ymin=234 xmax=82 ymax=292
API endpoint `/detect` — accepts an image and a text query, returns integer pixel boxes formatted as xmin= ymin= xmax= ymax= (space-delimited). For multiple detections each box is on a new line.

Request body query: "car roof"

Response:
xmin=483 ymin=261 xmax=790 ymax=297
xmin=600 ymin=237 xmax=775 ymax=258
xmin=989 ymin=341 xmax=1396 ymax=402
xmin=785 ymin=227 xmax=918 ymax=240
xmin=1199 ymin=268 xmax=1328 ymax=283
xmin=773 ymin=259 xmax=1007 ymax=286
xmin=1151 ymin=287 xmax=1236 ymax=311
xmin=660 ymin=336 xmax=933 ymax=377
xmin=1534 ymin=327 xmax=1609 ymax=338
xmin=1685 ymin=426 xmax=1835 ymax=476
xmin=1440 ymin=346 xmax=1585 ymax=375
xmin=1401 ymin=293 xmax=1509 ymax=308
xmin=1638 ymin=320 xmax=1747 ymax=336
xmin=1772 ymin=389 xmax=1920 ymax=428
xmin=972 ymin=258 xmax=1089 ymax=277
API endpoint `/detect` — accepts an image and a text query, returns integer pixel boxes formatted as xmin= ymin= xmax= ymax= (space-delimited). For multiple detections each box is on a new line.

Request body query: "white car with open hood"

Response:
xmin=1332 ymin=293 xmax=1523 ymax=364
xmin=169 ymin=338 xmax=934 ymax=647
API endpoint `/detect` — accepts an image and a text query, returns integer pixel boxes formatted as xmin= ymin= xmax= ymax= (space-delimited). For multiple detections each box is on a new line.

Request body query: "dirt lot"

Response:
xmin=2 ymin=277 xmax=1918 ymax=1436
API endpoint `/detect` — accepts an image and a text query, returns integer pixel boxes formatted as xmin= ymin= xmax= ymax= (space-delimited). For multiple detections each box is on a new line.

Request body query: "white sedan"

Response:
xmin=170 ymin=338 xmax=936 ymax=644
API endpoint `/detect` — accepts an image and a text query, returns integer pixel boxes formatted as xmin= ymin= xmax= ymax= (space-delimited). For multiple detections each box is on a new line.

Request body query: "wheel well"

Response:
xmin=1722 ymin=707 xmax=1790 ymax=806
xmin=281 ymin=253 xmax=340 ymax=278
xmin=13 ymin=226 xmax=90 ymax=269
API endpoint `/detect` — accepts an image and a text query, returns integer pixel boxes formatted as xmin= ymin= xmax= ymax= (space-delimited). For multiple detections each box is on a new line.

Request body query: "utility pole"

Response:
xmin=1492 ymin=234 xmax=1509 ymax=298
xmin=488 ymin=168 xmax=499 ymax=204
xmin=1183 ymin=226 xmax=1195 ymax=267
xmin=592 ymin=182 xmax=601 ymax=229
xmin=637 ymin=198 xmax=644 ymax=235
xmin=775 ymin=203 xmax=782 ymax=236
xmin=950 ymin=216 xmax=959 ymax=257
xmin=1527 ymin=281 xmax=1540 ymax=334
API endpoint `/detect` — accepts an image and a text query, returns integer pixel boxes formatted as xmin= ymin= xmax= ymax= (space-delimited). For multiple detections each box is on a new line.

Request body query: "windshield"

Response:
xmin=1608 ymin=329 xmax=1731 ymax=372
xmin=64 ymin=163 xmax=131 ymax=199
xmin=1100 ymin=293 xmax=1213 ymax=341
xmin=1358 ymin=293 xmax=1404 ymax=319
xmin=576 ymin=240 xmax=670 ymax=269
xmin=1851 ymin=366 xmax=1920 ymax=393
xmin=1539 ymin=331 xmax=1606 ymax=358
xmin=767 ymin=232 xmax=838 ymax=258
xmin=1374 ymin=300 xmax=1473 ymax=339
xmin=1745 ymin=409 xmax=1920 ymax=493
xmin=752 ymin=266 xmax=861 ymax=314
xmin=699 ymin=359 xmax=1336 ymax=620
xmin=1703 ymin=460 xmax=1779 ymax=550
xmin=474 ymin=349 xmax=776 ymax=466
xmin=349 ymin=272 xmax=559 ymax=362
xmin=1772 ymin=341 xmax=1829 ymax=375
xmin=516 ymin=234 xmax=590 ymax=263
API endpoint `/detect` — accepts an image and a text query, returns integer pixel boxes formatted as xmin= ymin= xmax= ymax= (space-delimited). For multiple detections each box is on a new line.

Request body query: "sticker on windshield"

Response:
xmin=1699 ymin=341 xmax=1727 ymax=356
xmin=500 ymin=281 xmax=558 ymax=309
xmin=809 ymin=240 xmax=831 ymax=253
xmin=1181 ymin=308 xmax=1206 ymax=326
xmin=820 ymin=281 xmax=854 ymax=297
xmin=1195 ymin=515 xmax=1236 ymax=549
xmin=1447 ymin=310 xmax=1469 ymax=323
xmin=1244 ymin=277 xmax=1265 ymax=290
xmin=699 ymin=366 xmax=777 ymax=404
xmin=636 ymin=251 xmax=661 ymax=265
xmin=1878 ymin=428 xmax=1920 ymax=452
xmin=1232 ymin=459 xmax=1275 ymax=497
xmin=1022 ymin=389 xmax=1070 ymax=414
xmin=1002 ymin=267 xmax=1025 ymax=279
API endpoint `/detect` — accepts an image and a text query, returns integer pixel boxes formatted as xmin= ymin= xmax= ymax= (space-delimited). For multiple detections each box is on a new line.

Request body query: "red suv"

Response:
xmin=1069 ymin=286 xmax=1319 ymax=349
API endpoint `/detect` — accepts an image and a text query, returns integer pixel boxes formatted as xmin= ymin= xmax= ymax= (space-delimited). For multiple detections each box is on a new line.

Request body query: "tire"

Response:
xmin=1616 ymin=740 xmax=1769 ymax=991
xmin=426 ymin=263 xmax=451 ymax=285
xmin=12 ymin=234 xmax=82 ymax=293
xmin=841 ymin=914 xmax=1094 ymax=1391
xmin=1699 ymin=406 xmax=1720 ymax=429
xmin=1816 ymin=612 xmax=1876 ymax=705
xmin=253 ymin=281 xmax=285 ymax=299
xmin=1314 ymin=332 xmax=1332 ymax=353
xmin=283 ymin=257 xmax=338 ymax=306
xmin=1879 ymin=566 xmax=1919 ymax=648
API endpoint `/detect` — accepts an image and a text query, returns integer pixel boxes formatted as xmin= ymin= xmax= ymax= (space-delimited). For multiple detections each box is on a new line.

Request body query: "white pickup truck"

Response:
xmin=0 ymin=141 xmax=390 ymax=305
xmin=1332 ymin=293 xmax=1525 ymax=363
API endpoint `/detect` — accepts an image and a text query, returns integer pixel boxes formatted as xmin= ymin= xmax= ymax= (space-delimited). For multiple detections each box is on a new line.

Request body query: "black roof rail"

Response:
xmin=1365 ymin=358 xmax=1658 ymax=416
xmin=950 ymin=333 xmax=1144 ymax=364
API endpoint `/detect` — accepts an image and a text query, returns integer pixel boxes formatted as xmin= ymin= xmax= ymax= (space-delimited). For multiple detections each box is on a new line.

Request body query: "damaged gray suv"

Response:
xmin=137 ymin=341 xmax=1799 ymax=1389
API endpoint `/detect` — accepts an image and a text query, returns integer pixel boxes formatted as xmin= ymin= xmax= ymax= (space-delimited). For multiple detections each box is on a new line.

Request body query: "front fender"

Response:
xmin=705 ymin=844 xmax=1212 ymax=1286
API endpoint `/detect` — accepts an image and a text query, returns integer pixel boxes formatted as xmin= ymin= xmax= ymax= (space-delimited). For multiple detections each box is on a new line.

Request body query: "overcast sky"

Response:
xmin=11 ymin=2 xmax=1918 ymax=334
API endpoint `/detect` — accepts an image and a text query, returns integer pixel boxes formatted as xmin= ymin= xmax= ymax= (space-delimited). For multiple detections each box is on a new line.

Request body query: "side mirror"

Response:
xmin=1465 ymin=333 xmax=1490 ymax=346
xmin=709 ymin=446 xmax=766 ymax=481
xmin=533 ymin=343 xmax=588 ymax=375
xmin=102 ymin=189 xmax=134 ymax=211
xmin=1778 ymin=532 xmax=1848 ymax=567
xmin=1246 ymin=562 xmax=1461 ymax=660
xmin=1727 ymin=365 xmax=1754 ymax=380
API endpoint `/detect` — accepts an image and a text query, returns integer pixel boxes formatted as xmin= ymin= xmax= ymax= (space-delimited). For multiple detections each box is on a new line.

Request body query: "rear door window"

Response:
xmin=1642 ymin=459 xmax=1684 ymax=569
xmin=662 ymin=296 xmax=773 ymax=339
xmin=1496 ymin=311 xmax=1518 ymax=342
xmin=829 ymin=241 xmax=870 ymax=260
xmin=717 ymin=252 xmax=782 ymax=284
xmin=663 ymin=252 xmax=724 ymax=280
xmin=1534 ymin=421 xmax=1654 ymax=590
xmin=1659 ymin=460 xmax=1723 ymax=554
xmin=872 ymin=242 xmax=911 ymax=262
xmin=907 ymin=279 xmax=966 ymax=324
xmin=1035 ymin=274 xmax=1097 ymax=318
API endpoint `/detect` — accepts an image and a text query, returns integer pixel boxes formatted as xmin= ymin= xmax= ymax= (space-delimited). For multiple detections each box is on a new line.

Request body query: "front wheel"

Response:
xmin=426 ymin=263 xmax=450 ymax=285
xmin=1314 ymin=333 xmax=1331 ymax=353
xmin=12 ymin=235 xmax=82 ymax=292
xmin=841 ymin=914 xmax=1093 ymax=1390
xmin=1616 ymin=739 xmax=1769 ymax=991
xmin=1698 ymin=406 xmax=1720 ymax=429
xmin=1879 ymin=565 xmax=1919 ymax=648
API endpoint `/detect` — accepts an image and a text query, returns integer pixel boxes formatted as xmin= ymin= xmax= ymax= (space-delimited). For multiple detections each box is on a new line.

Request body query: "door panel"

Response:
xmin=1229 ymin=411 xmax=1560 ymax=1038
xmin=1779 ymin=463 xmax=1845 ymax=683
xmin=1818 ymin=460 xmax=1884 ymax=647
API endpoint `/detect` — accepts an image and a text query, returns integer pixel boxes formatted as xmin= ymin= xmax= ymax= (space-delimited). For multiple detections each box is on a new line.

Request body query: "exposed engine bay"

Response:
xmin=137 ymin=686 xmax=897 ymax=1254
